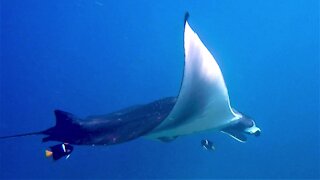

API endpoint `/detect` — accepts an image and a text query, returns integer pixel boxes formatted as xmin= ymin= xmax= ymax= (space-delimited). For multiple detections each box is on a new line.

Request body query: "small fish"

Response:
xmin=45 ymin=143 xmax=73 ymax=161
xmin=201 ymin=139 xmax=215 ymax=151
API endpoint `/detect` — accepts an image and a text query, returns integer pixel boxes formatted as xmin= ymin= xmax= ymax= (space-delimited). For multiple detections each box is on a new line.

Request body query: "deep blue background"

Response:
xmin=1 ymin=0 xmax=319 ymax=179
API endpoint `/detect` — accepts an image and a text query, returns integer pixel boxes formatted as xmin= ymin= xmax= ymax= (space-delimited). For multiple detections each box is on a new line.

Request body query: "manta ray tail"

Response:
xmin=0 ymin=110 xmax=80 ymax=142
xmin=0 ymin=131 xmax=44 ymax=139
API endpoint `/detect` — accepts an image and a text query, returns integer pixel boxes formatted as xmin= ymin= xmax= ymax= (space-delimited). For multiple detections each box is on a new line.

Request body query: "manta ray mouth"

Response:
xmin=245 ymin=126 xmax=261 ymax=137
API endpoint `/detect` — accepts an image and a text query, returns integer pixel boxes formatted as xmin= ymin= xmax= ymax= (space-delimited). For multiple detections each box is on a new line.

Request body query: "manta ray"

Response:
xmin=0 ymin=13 xmax=261 ymax=160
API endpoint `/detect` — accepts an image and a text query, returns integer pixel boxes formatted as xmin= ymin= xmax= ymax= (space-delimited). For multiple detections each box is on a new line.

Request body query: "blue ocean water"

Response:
xmin=0 ymin=0 xmax=319 ymax=179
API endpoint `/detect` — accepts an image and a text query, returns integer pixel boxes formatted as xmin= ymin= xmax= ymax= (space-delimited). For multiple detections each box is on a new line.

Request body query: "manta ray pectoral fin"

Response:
xmin=145 ymin=13 xmax=238 ymax=139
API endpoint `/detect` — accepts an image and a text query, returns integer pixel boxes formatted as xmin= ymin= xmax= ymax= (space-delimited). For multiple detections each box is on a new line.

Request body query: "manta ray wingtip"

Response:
xmin=184 ymin=12 xmax=190 ymax=24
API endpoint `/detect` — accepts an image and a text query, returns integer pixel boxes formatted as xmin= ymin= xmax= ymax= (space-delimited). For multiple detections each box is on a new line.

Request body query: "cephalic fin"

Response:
xmin=221 ymin=130 xmax=247 ymax=143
